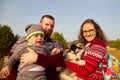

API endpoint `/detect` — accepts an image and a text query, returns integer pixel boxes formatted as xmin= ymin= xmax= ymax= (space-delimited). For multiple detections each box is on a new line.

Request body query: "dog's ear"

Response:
xmin=70 ymin=44 xmax=77 ymax=52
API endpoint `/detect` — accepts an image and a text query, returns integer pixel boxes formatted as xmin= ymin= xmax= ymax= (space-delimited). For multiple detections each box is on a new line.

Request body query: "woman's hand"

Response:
xmin=20 ymin=47 xmax=38 ymax=68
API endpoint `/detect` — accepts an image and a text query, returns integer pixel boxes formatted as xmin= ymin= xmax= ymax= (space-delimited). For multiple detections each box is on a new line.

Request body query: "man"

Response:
xmin=7 ymin=15 xmax=64 ymax=80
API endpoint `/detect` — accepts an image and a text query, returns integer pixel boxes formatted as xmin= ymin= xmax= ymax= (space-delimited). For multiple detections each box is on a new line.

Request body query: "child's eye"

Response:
xmin=40 ymin=35 xmax=44 ymax=37
xmin=34 ymin=34 xmax=38 ymax=37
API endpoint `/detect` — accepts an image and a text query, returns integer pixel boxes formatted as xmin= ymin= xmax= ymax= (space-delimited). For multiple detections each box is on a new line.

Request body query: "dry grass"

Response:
xmin=107 ymin=47 xmax=120 ymax=61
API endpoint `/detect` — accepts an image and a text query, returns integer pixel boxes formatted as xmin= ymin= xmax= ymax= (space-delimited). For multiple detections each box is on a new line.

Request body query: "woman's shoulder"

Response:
xmin=92 ymin=38 xmax=106 ymax=48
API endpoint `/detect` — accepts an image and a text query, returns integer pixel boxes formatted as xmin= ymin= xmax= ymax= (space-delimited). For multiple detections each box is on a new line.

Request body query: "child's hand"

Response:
xmin=51 ymin=48 xmax=61 ymax=55
xmin=0 ymin=66 xmax=12 ymax=77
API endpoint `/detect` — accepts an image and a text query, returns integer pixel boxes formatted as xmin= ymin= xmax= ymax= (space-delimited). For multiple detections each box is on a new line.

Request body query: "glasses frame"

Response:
xmin=83 ymin=29 xmax=95 ymax=35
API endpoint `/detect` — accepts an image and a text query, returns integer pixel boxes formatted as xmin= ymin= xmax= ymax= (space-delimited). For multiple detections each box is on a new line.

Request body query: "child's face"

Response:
xmin=28 ymin=34 xmax=44 ymax=46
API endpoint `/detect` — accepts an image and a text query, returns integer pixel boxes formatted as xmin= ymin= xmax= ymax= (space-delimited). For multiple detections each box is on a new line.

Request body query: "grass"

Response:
xmin=0 ymin=58 xmax=6 ymax=79
xmin=107 ymin=47 xmax=120 ymax=61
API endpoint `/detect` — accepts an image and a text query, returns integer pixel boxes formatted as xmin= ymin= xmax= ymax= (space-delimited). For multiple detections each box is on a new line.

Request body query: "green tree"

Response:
xmin=115 ymin=39 xmax=120 ymax=49
xmin=0 ymin=25 xmax=19 ymax=58
xmin=51 ymin=31 xmax=67 ymax=49
xmin=108 ymin=39 xmax=120 ymax=49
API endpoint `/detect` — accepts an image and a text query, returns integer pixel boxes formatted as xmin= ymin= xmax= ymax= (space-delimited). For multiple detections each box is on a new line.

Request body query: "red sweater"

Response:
xmin=66 ymin=39 xmax=108 ymax=80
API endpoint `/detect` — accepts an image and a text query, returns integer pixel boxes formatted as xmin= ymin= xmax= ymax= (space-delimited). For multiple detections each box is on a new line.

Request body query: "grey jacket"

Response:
xmin=4 ymin=42 xmax=48 ymax=73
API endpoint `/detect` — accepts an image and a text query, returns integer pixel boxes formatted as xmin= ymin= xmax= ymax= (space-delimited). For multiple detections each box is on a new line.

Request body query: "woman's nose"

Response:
xmin=86 ymin=32 xmax=90 ymax=36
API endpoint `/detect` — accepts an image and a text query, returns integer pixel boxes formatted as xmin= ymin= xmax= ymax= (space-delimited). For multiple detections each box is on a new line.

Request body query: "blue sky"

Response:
xmin=0 ymin=0 xmax=120 ymax=41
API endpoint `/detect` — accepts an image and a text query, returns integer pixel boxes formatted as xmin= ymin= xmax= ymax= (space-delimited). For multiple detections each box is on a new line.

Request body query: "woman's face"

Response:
xmin=82 ymin=23 xmax=96 ymax=42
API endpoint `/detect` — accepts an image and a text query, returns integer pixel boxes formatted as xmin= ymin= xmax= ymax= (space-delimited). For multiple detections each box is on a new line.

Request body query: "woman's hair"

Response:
xmin=78 ymin=19 xmax=108 ymax=45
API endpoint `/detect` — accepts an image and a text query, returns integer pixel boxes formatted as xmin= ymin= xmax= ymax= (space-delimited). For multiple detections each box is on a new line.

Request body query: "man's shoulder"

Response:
xmin=45 ymin=39 xmax=63 ymax=47
xmin=51 ymin=39 xmax=60 ymax=43
xmin=16 ymin=36 xmax=26 ymax=44
xmin=10 ymin=36 xmax=26 ymax=53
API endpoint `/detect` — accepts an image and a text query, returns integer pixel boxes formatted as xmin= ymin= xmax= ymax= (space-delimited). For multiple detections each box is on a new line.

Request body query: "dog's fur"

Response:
xmin=59 ymin=41 xmax=85 ymax=80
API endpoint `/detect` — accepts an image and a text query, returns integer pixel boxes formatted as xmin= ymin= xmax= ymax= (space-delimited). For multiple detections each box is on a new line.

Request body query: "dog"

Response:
xmin=59 ymin=41 xmax=85 ymax=80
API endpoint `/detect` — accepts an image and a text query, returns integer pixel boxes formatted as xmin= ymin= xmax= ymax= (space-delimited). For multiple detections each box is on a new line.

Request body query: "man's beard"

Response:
xmin=45 ymin=32 xmax=52 ymax=38
xmin=46 ymin=30 xmax=52 ymax=37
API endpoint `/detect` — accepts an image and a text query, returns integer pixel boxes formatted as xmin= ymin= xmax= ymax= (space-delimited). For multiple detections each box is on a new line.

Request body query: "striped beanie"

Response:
xmin=25 ymin=24 xmax=44 ymax=40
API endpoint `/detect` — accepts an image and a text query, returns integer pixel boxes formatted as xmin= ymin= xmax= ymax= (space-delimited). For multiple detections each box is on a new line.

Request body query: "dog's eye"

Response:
xmin=71 ymin=51 xmax=75 ymax=54
xmin=72 ymin=52 xmax=75 ymax=54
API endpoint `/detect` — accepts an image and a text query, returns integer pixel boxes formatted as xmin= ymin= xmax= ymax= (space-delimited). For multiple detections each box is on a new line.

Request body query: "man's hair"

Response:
xmin=40 ymin=15 xmax=55 ymax=23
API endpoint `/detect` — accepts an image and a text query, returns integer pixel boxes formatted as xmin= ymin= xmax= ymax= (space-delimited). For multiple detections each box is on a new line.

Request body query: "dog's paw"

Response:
xmin=77 ymin=60 xmax=86 ymax=66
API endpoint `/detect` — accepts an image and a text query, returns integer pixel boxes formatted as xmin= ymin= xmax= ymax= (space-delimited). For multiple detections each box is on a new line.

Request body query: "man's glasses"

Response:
xmin=83 ymin=29 xmax=95 ymax=35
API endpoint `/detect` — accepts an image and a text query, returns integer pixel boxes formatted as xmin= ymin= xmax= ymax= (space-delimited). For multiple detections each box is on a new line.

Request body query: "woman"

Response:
xmin=66 ymin=19 xmax=108 ymax=80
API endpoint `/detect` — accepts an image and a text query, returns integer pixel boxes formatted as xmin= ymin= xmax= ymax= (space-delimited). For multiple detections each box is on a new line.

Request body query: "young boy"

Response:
xmin=0 ymin=24 xmax=54 ymax=80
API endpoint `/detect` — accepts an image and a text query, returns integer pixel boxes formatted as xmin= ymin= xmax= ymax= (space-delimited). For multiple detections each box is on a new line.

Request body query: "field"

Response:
xmin=107 ymin=47 xmax=120 ymax=61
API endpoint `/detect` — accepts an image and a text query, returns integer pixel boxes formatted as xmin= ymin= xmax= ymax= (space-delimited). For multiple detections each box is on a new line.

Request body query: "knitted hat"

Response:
xmin=25 ymin=24 xmax=44 ymax=40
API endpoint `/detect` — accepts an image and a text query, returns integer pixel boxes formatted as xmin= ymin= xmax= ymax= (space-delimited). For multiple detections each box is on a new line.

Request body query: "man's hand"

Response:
xmin=51 ymin=48 xmax=61 ymax=55
xmin=20 ymin=47 xmax=38 ymax=68
xmin=0 ymin=66 xmax=12 ymax=77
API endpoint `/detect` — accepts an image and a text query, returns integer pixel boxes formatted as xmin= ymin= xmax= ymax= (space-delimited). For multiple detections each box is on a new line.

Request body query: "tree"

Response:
xmin=0 ymin=25 xmax=19 ymax=58
xmin=51 ymin=31 xmax=67 ymax=49
xmin=108 ymin=39 xmax=120 ymax=49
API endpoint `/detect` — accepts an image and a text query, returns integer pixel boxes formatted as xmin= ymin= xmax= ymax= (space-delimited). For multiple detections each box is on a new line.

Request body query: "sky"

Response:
xmin=0 ymin=0 xmax=120 ymax=41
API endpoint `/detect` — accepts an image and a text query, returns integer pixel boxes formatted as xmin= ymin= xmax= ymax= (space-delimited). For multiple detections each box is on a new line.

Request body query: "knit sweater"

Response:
xmin=66 ymin=39 xmax=108 ymax=80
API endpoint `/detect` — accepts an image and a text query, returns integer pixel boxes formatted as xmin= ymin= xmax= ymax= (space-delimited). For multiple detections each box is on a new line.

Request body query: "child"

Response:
xmin=0 ymin=24 xmax=54 ymax=80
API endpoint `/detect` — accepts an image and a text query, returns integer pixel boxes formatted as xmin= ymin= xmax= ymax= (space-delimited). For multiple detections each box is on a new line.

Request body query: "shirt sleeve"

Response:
xmin=4 ymin=42 xmax=27 ymax=67
xmin=36 ymin=51 xmax=65 ymax=68
xmin=4 ymin=46 xmax=21 ymax=67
